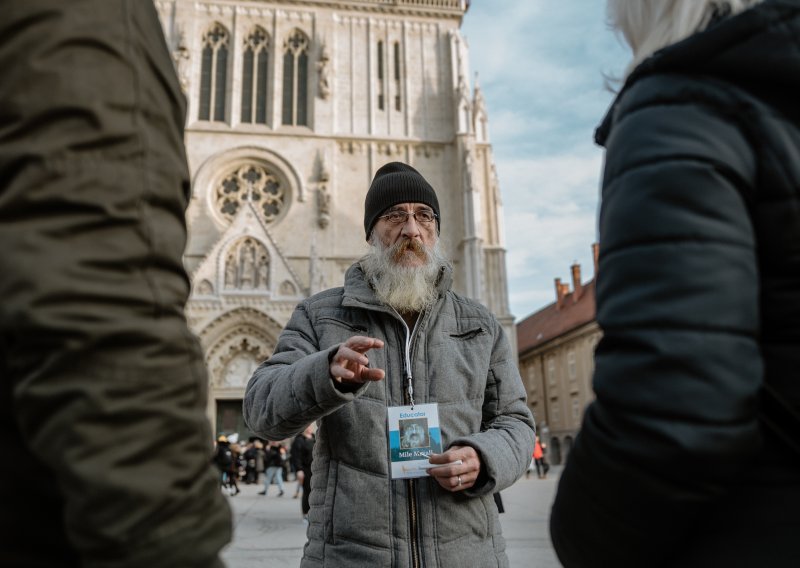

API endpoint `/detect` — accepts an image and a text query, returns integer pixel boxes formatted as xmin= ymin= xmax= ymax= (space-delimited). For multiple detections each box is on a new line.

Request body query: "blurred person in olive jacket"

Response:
xmin=0 ymin=1 xmax=231 ymax=566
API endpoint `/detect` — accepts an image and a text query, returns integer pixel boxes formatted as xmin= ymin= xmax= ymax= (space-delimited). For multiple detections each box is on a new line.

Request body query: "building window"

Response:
xmin=567 ymin=351 xmax=577 ymax=380
xmin=282 ymin=29 xmax=309 ymax=126
xmin=572 ymin=398 xmax=581 ymax=422
xmin=393 ymin=41 xmax=402 ymax=111
xmin=241 ymin=27 xmax=270 ymax=124
xmin=547 ymin=358 xmax=556 ymax=387
xmin=377 ymin=41 xmax=385 ymax=110
xmin=199 ymin=23 xmax=230 ymax=122
xmin=216 ymin=163 xmax=286 ymax=224
xmin=551 ymin=403 xmax=560 ymax=425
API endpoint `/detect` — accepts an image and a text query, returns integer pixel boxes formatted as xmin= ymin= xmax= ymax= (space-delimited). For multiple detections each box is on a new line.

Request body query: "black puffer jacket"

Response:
xmin=551 ymin=2 xmax=800 ymax=567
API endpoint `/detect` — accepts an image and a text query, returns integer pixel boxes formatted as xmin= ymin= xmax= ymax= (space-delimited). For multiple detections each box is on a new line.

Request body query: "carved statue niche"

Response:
xmin=317 ymin=186 xmax=331 ymax=228
xmin=223 ymin=238 xmax=269 ymax=291
xmin=256 ymin=254 xmax=270 ymax=289
xmin=171 ymin=28 xmax=191 ymax=93
xmin=317 ymin=42 xmax=331 ymax=100
xmin=239 ymin=240 xmax=256 ymax=289
xmin=224 ymin=252 xmax=237 ymax=289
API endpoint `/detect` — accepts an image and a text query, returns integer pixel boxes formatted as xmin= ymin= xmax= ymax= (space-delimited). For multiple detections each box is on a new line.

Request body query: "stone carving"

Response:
xmin=280 ymin=280 xmax=297 ymax=296
xmin=317 ymin=186 xmax=330 ymax=228
xmin=256 ymin=254 xmax=270 ymax=288
xmin=317 ymin=43 xmax=331 ymax=100
xmin=171 ymin=28 xmax=191 ymax=93
xmin=224 ymin=238 xmax=270 ymax=291
xmin=222 ymin=350 xmax=259 ymax=387
xmin=197 ymin=279 xmax=214 ymax=295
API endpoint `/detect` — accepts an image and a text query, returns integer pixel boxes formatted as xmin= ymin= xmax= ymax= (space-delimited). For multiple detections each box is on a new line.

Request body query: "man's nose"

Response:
xmin=400 ymin=215 xmax=422 ymax=238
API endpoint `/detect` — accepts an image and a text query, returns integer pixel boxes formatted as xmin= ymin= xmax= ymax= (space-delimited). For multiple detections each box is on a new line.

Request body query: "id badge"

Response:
xmin=387 ymin=403 xmax=443 ymax=479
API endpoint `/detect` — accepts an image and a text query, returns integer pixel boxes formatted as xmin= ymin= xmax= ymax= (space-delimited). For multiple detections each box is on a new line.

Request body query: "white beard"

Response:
xmin=361 ymin=238 xmax=446 ymax=314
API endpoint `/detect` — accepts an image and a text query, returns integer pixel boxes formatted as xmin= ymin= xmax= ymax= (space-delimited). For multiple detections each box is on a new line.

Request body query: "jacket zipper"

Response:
xmin=397 ymin=311 xmax=422 ymax=568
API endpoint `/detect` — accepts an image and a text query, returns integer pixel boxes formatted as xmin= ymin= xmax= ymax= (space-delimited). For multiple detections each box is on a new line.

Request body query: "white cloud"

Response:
xmin=462 ymin=1 xmax=627 ymax=320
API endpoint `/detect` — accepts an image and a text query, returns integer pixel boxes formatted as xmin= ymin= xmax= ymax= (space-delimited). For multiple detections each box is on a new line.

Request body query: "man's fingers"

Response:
xmin=345 ymin=336 xmax=384 ymax=353
xmin=431 ymin=472 xmax=475 ymax=492
xmin=329 ymin=363 xmax=356 ymax=380
xmin=335 ymin=346 xmax=370 ymax=367
xmin=359 ymin=367 xmax=385 ymax=381
xmin=428 ymin=445 xmax=481 ymax=492
xmin=330 ymin=338 xmax=386 ymax=384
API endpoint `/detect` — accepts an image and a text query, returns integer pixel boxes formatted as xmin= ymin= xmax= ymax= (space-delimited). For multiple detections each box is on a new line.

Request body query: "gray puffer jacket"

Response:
xmin=244 ymin=262 xmax=535 ymax=567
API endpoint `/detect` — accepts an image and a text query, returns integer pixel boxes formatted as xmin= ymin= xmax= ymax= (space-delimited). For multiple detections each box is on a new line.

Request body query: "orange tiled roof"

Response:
xmin=516 ymin=280 xmax=596 ymax=355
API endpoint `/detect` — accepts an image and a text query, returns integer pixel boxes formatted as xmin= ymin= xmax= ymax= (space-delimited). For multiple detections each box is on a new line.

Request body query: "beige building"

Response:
xmin=516 ymin=245 xmax=602 ymax=465
xmin=154 ymin=0 xmax=513 ymax=438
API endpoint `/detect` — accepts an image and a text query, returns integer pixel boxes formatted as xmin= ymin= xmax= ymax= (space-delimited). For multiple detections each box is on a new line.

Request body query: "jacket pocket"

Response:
xmin=434 ymin=490 xmax=490 ymax=544
xmin=429 ymin=326 xmax=492 ymax=403
xmin=449 ymin=327 xmax=486 ymax=341
xmin=316 ymin=317 xmax=370 ymax=350
xmin=316 ymin=316 xmax=368 ymax=334
xmin=331 ymin=462 xmax=391 ymax=548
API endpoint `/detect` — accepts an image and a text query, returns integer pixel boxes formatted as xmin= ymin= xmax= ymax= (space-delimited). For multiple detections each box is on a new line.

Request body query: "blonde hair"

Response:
xmin=609 ymin=0 xmax=765 ymax=77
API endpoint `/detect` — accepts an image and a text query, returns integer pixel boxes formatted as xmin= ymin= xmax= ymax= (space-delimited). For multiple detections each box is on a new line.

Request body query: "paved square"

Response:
xmin=222 ymin=468 xmax=561 ymax=567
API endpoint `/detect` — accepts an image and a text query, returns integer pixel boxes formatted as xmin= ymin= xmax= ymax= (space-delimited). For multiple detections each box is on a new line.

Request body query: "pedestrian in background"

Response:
xmin=533 ymin=436 xmax=547 ymax=479
xmin=0 ymin=2 xmax=231 ymax=566
xmin=551 ymin=1 xmax=800 ymax=567
xmin=259 ymin=440 xmax=286 ymax=496
xmin=291 ymin=424 xmax=316 ymax=521
xmin=243 ymin=440 xmax=260 ymax=484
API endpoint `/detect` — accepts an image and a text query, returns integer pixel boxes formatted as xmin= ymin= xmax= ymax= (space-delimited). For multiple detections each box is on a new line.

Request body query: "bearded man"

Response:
xmin=244 ymin=162 xmax=535 ymax=568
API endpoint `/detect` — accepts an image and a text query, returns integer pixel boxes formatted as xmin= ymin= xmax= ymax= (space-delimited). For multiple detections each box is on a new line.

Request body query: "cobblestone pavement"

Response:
xmin=221 ymin=467 xmax=562 ymax=568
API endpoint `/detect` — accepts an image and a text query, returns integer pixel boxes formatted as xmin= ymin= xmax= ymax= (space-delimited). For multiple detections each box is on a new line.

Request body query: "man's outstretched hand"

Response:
xmin=329 ymin=336 xmax=385 ymax=384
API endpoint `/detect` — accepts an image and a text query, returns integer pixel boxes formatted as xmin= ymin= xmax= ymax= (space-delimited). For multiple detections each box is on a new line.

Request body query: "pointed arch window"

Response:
xmin=282 ymin=30 xmax=309 ymax=126
xmin=199 ymin=23 xmax=230 ymax=122
xmin=393 ymin=41 xmax=402 ymax=111
xmin=377 ymin=40 xmax=385 ymax=111
xmin=241 ymin=27 xmax=270 ymax=124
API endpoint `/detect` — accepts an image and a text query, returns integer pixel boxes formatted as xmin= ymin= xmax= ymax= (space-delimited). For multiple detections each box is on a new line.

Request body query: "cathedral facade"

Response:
xmin=154 ymin=0 xmax=513 ymax=438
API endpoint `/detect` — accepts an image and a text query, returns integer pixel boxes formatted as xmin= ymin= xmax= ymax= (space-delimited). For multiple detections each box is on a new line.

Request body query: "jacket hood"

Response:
xmin=596 ymin=0 xmax=800 ymax=145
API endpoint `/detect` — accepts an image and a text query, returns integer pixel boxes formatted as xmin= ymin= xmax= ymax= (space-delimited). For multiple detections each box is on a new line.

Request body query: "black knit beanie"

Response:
xmin=363 ymin=162 xmax=440 ymax=240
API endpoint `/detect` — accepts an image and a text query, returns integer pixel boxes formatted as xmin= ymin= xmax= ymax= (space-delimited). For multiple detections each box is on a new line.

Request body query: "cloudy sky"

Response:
xmin=461 ymin=1 xmax=630 ymax=321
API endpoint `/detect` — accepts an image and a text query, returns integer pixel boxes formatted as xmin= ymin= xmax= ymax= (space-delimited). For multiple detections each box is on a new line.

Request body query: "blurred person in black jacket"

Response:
xmin=550 ymin=2 xmax=800 ymax=567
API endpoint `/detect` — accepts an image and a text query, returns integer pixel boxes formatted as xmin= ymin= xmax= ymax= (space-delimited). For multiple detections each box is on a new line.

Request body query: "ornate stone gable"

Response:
xmin=190 ymin=199 xmax=306 ymax=304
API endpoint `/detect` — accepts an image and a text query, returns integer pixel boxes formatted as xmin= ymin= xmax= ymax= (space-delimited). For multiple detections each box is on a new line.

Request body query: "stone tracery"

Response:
xmin=215 ymin=163 xmax=287 ymax=224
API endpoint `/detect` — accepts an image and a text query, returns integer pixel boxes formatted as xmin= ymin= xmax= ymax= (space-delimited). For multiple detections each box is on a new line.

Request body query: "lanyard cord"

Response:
xmin=394 ymin=308 xmax=419 ymax=410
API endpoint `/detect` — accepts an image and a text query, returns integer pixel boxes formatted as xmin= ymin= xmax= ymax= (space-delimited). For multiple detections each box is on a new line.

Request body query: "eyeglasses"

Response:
xmin=378 ymin=209 xmax=438 ymax=226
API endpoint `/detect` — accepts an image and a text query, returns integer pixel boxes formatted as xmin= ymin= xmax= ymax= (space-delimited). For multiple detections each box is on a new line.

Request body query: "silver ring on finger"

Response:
xmin=457 ymin=475 xmax=462 ymax=487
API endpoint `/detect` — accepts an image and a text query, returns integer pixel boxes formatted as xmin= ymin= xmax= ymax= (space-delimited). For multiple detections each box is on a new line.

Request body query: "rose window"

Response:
xmin=215 ymin=164 xmax=286 ymax=223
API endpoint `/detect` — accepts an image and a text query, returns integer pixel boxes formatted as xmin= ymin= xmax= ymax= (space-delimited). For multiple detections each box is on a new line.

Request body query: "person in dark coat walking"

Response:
xmin=290 ymin=424 xmax=316 ymax=520
xmin=551 ymin=1 xmax=800 ymax=567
